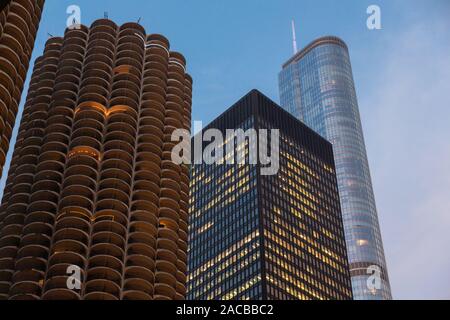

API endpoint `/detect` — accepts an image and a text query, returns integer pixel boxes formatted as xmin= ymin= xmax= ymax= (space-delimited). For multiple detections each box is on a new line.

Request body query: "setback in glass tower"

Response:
xmin=187 ymin=90 xmax=352 ymax=300
xmin=279 ymin=36 xmax=391 ymax=300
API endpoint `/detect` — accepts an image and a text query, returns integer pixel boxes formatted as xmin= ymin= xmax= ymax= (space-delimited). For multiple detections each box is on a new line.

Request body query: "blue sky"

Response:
xmin=2 ymin=0 xmax=449 ymax=299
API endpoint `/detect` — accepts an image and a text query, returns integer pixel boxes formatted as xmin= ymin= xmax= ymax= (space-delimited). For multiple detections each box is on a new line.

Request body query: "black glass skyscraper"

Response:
xmin=187 ymin=90 xmax=352 ymax=300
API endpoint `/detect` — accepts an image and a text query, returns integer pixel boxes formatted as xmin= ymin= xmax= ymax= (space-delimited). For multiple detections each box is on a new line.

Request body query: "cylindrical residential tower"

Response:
xmin=0 ymin=19 xmax=192 ymax=300
xmin=0 ymin=0 xmax=45 ymax=176
xmin=279 ymin=36 xmax=391 ymax=299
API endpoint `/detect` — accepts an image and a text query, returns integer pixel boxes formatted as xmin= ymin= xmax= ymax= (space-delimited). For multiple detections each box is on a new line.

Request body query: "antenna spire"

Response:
xmin=291 ymin=20 xmax=298 ymax=54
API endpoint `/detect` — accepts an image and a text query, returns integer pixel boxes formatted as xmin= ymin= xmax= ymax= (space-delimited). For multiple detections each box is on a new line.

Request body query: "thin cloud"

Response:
xmin=363 ymin=18 xmax=450 ymax=299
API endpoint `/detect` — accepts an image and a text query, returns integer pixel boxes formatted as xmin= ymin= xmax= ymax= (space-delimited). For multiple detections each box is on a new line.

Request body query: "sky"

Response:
xmin=1 ymin=0 xmax=449 ymax=299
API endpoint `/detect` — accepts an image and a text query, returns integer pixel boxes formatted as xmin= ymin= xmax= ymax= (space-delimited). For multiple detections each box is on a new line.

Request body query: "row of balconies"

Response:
xmin=0 ymin=16 xmax=191 ymax=300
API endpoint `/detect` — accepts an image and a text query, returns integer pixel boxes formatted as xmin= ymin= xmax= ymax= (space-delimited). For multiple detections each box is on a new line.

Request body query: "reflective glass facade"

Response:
xmin=187 ymin=90 xmax=352 ymax=300
xmin=279 ymin=37 xmax=391 ymax=299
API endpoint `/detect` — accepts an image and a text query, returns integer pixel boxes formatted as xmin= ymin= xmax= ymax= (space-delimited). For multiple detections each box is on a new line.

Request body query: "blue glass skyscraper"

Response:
xmin=279 ymin=36 xmax=392 ymax=300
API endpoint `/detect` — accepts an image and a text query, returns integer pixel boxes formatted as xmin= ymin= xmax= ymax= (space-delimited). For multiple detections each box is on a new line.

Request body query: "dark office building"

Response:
xmin=187 ymin=90 xmax=352 ymax=300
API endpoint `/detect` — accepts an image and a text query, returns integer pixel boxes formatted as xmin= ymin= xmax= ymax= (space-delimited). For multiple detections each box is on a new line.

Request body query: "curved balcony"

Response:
xmin=64 ymin=166 xmax=97 ymax=186
xmin=127 ymin=230 xmax=156 ymax=252
xmin=0 ymin=245 xmax=17 ymax=261
xmin=0 ymin=234 xmax=20 ymax=248
xmin=119 ymin=22 xmax=145 ymax=36
xmin=79 ymin=85 xmax=109 ymax=104
xmin=104 ymin=129 xmax=135 ymax=147
xmin=22 ymin=219 xmax=52 ymax=235
xmin=9 ymin=281 xmax=41 ymax=298
xmin=155 ymin=270 xmax=177 ymax=289
xmin=93 ymin=209 xmax=128 ymax=228
xmin=71 ymin=127 xmax=103 ymax=144
xmin=101 ymin=157 xmax=133 ymax=176
xmin=66 ymin=148 xmax=100 ymax=166
xmin=113 ymin=71 xmax=140 ymax=88
xmin=59 ymin=195 xmax=94 ymax=216
xmin=98 ymin=177 xmax=130 ymax=196
xmin=177 ymin=259 xmax=187 ymax=276
xmin=86 ymin=270 xmax=121 ymax=292
xmin=127 ymin=244 xmax=155 ymax=264
xmin=80 ymin=76 xmax=109 ymax=92
xmin=42 ymin=288 xmax=81 ymax=300
xmin=81 ymin=67 xmax=111 ymax=84
xmin=106 ymin=116 xmax=137 ymax=136
xmin=78 ymin=92 xmax=108 ymax=108
xmin=88 ymin=254 xmax=123 ymax=272
xmin=157 ymin=227 xmax=178 ymax=244
xmin=83 ymin=291 xmax=118 ymax=300
xmin=121 ymin=289 xmax=152 ymax=300
xmin=124 ymin=265 xmax=155 ymax=287
xmin=89 ymin=242 xmax=124 ymax=260
xmin=97 ymin=189 xmax=129 ymax=210
xmin=16 ymin=242 xmax=49 ymax=260
xmin=154 ymin=282 xmax=176 ymax=300
xmin=159 ymin=197 xmax=180 ymax=213
xmin=144 ymin=79 xmax=166 ymax=98
xmin=73 ymin=119 xmax=103 ymax=136
xmin=133 ymin=179 xmax=159 ymax=196
xmin=86 ymin=41 xmax=114 ymax=60
xmin=96 ymin=194 xmax=128 ymax=216
xmin=130 ymin=201 xmax=158 ymax=220
xmin=60 ymin=48 xmax=84 ymax=63
xmin=47 ymin=109 xmax=72 ymax=125
xmin=46 ymin=262 xmax=84 ymax=281
xmin=116 ymin=46 xmax=143 ymax=65
xmin=106 ymin=125 xmax=136 ymax=145
xmin=158 ymin=207 xmax=179 ymax=222
xmin=84 ymin=52 xmax=113 ymax=67
xmin=91 ymin=231 xmax=125 ymax=251
xmin=75 ymin=99 xmax=106 ymax=115
xmin=35 ymin=160 xmax=64 ymax=179
xmin=0 ymin=220 xmax=22 ymax=238
xmin=112 ymin=78 xmax=140 ymax=97
xmin=53 ymin=228 xmax=89 ymax=247
xmin=60 ymin=185 xmax=95 ymax=204
xmin=100 ymin=168 xmax=132 ymax=188
xmin=110 ymin=89 xmax=140 ymax=108
xmin=140 ymin=104 xmax=165 ymax=126
xmin=10 ymin=264 xmax=43 ymax=285
xmin=43 ymin=276 xmax=80 ymax=294
xmin=68 ymin=135 xmax=101 ymax=153
xmin=62 ymin=173 xmax=96 ymax=191
xmin=88 ymin=29 xmax=116 ymax=46
xmin=90 ymin=18 xmax=118 ymax=35
xmin=15 ymin=255 xmax=47 ymax=274
xmin=0 ymin=268 xmax=13 ymax=284
xmin=51 ymin=239 xmax=88 ymax=258
xmin=48 ymin=251 xmax=85 ymax=270
xmin=130 ymin=205 xmax=158 ymax=227
xmin=41 ymin=132 xmax=70 ymax=149
xmin=155 ymin=260 xmax=177 ymax=281
xmin=64 ymin=28 xmax=88 ymax=41
xmin=143 ymin=68 xmax=167 ymax=85
xmin=29 ymin=189 xmax=59 ymax=205
xmin=54 ymin=217 xmax=89 ymax=238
